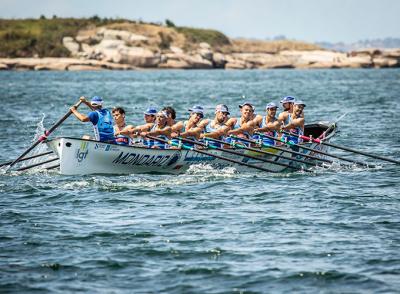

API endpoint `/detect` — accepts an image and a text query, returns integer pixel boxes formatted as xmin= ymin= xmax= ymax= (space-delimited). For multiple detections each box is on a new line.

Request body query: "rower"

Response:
xmin=277 ymin=96 xmax=296 ymax=126
xmin=162 ymin=106 xmax=177 ymax=127
xmin=116 ymin=106 xmax=157 ymax=139
xmin=200 ymin=104 xmax=230 ymax=147
xmin=253 ymin=102 xmax=280 ymax=146
xmin=70 ymin=96 xmax=114 ymax=143
xmin=144 ymin=106 xmax=157 ymax=124
xmin=140 ymin=111 xmax=171 ymax=149
xmin=280 ymin=100 xmax=306 ymax=144
xmin=171 ymin=105 xmax=207 ymax=147
xmin=112 ymin=107 xmax=133 ymax=145
xmin=225 ymin=102 xmax=257 ymax=145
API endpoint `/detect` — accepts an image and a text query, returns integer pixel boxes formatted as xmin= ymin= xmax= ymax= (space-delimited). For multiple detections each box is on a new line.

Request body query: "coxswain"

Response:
xmin=280 ymin=100 xmax=306 ymax=144
xmin=112 ymin=107 xmax=132 ymax=145
xmin=70 ymin=96 xmax=114 ymax=143
xmin=140 ymin=111 xmax=172 ymax=149
xmin=253 ymin=102 xmax=280 ymax=146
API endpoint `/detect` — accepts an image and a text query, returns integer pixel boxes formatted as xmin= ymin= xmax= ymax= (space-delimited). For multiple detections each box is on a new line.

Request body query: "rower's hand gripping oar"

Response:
xmin=282 ymin=130 xmax=400 ymax=165
xmin=145 ymin=135 xmax=276 ymax=173
xmin=6 ymin=99 xmax=83 ymax=171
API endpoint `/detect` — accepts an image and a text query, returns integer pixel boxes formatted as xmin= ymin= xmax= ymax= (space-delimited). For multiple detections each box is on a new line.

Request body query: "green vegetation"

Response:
xmin=0 ymin=17 xmax=318 ymax=58
xmin=0 ymin=17 xmax=127 ymax=57
xmin=175 ymin=26 xmax=231 ymax=47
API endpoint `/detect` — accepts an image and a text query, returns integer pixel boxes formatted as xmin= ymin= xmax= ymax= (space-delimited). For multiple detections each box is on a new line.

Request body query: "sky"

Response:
xmin=1 ymin=0 xmax=399 ymax=43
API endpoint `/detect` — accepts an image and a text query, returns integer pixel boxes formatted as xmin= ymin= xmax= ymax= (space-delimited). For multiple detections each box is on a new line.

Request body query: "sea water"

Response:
xmin=0 ymin=69 xmax=399 ymax=293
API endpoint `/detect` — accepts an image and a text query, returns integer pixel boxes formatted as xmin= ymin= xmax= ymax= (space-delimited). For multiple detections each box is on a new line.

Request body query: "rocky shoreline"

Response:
xmin=1 ymin=27 xmax=400 ymax=71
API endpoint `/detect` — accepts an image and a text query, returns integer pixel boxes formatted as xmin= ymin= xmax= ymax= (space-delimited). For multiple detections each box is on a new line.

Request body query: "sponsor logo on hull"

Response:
xmin=76 ymin=141 xmax=89 ymax=162
xmin=112 ymin=151 xmax=181 ymax=168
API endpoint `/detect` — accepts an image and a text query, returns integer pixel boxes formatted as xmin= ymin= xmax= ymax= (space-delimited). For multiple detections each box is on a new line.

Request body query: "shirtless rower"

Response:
xmin=225 ymin=102 xmax=257 ymax=144
xmin=171 ymin=105 xmax=207 ymax=141
xmin=112 ymin=107 xmax=133 ymax=145
xmin=140 ymin=110 xmax=172 ymax=149
xmin=281 ymin=100 xmax=306 ymax=144
xmin=70 ymin=96 xmax=115 ymax=143
xmin=253 ymin=102 xmax=281 ymax=146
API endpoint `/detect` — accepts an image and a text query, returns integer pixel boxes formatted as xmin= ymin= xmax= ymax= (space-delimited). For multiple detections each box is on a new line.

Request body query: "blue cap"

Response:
xmin=294 ymin=100 xmax=306 ymax=107
xmin=144 ymin=107 xmax=157 ymax=115
xmin=280 ymin=96 xmax=296 ymax=104
xmin=239 ymin=102 xmax=255 ymax=111
xmin=266 ymin=102 xmax=278 ymax=110
xmin=188 ymin=105 xmax=204 ymax=115
xmin=90 ymin=96 xmax=103 ymax=106
xmin=215 ymin=104 xmax=230 ymax=115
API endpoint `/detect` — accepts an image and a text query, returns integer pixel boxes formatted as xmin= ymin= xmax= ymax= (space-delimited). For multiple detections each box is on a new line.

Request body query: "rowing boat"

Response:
xmin=45 ymin=122 xmax=336 ymax=175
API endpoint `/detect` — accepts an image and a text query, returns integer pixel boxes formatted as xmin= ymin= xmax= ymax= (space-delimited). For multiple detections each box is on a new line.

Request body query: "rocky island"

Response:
xmin=1 ymin=17 xmax=399 ymax=70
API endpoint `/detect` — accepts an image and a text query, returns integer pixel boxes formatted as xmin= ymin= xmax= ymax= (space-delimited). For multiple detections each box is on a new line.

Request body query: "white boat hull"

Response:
xmin=46 ymin=134 xmax=332 ymax=175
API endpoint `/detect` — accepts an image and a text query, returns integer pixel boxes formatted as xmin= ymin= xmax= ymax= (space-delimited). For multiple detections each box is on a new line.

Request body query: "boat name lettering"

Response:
xmin=112 ymin=152 xmax=171 ymax=166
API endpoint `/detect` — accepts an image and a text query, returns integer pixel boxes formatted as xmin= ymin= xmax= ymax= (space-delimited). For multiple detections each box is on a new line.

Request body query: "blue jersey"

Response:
xmin=89 ymin=109 xmax=114 ymax=142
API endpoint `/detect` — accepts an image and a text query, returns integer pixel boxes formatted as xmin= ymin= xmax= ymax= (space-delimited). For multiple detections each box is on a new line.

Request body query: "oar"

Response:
xmin=0 ymin=151 xmax=53 ymax=168
xmin=318 ymin=112 xmax=349 ymax=139
xmin=177 ymin=137 xmax=310 ymax=172
xmin=229 ymin=135 xmax=341 ymax=166
xmin=16 ymin=157 xmax=59 ymax=172
xmin=204 ymin=137 xmax=319 ymax=168
xmin=255 ymin=132 xmax=374 ymax=168
xmin=6 ymin=99 xmax=83 ymax=171
xmin=282 ymin=130 xmax=400 ymax=165
xmin=45 ymin=164 xmax=60 ymax=171
xmin=146 ymin=135 xmax=275 ymax=173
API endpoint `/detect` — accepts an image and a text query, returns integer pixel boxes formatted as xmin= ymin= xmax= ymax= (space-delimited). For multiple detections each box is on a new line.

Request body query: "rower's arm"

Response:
xmin=180 ymin=127 xmax=202 ymax=138
xmin=277 ymin=112 xmax=287 ymax=124
xmin=201 ymin=125 xmax=229 ymax=139
xmin=70 ymin=107 xmax=90 ymax=122
xmin=171 ymin=121 xmax=184 ymax=132
xmin=227 ymin=121 xmax=254 ymax=135
xmin=256 ymin=121 xmax=280 ymax=132
xmin=282 ymin=118 xmax=304 ymax=130
xmin=145 ymin=126 xmax=172 ymax=137
xmin=116 ymin=125 xmax=134 ymax=136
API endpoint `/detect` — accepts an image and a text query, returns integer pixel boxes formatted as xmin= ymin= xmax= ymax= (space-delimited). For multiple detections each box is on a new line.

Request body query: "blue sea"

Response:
xmin=0 ymin=69 xmax=399 ymax=293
